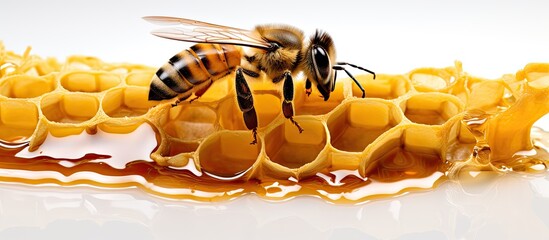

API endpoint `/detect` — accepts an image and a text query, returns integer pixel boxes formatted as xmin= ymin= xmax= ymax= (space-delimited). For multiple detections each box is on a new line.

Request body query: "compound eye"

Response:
xmin=312 ymin=46 xmax=331 ymax=84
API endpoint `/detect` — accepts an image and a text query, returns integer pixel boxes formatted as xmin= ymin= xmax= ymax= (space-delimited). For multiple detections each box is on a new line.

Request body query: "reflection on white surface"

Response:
xmin=1 ymin=173 xmax=549 ymax=239
xmin=15 ymin=124 xmax=156 ymax=170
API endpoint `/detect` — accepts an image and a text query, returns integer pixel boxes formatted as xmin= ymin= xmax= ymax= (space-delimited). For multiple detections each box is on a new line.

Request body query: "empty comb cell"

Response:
xmin=163 ymin=104 xmax=217 ymax=141
xmin=264 ymin=116 xmax=329 ymax=179
xmin=327 ymin=99 xmax=402 ymax=152
xmin=402 ymin=93 xmax=462 ymax=125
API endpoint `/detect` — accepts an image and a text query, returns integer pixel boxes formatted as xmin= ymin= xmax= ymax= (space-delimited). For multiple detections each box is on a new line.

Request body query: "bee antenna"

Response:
xmin=335 ymin=62 xmax=376 ymax=79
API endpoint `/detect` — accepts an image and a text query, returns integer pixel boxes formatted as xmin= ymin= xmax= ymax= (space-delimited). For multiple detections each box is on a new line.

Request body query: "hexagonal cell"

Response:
xmin=41 ymin=93 xmax=99 ymax=123
xmin=104 ymin=64 xmax=152 ymax=74
xmin=401 ymin=93 xmax=462 ymax=125
xmin=465 ymin=77 xmax=506 ymax=111
xmin=265 ymin=117 xmax=327 ymax=169
xmin=408 ymin=66 xmax=460 ymax=92
xmin=218 ymin=93 xmax=281 ymax=130
xmin=294 ymin=78 xmax=346 ymax=115
xmin=351 ymin=74 xmax=411 ymax=99
xmin=0 ymin=75 xmax=55 ymax=98
xmin=327 ymin=99 xmax=402 ymax=152
xmin=0 ymin=100 xmax=39 ymax=142
xmin=444 ymin=118 xmax=476 ymax=163
xmin=198 ymin=131 xmax=261 ymax=180
xmin=60 ymin=71 xmax=121 ymax=92
xmin=168 ymin=140 xmax=200 ymax=156
xmin=102 ymin=87 xmax=154 ymax=118
xmin=65 ymin=56 xmax=103 ymax=70
xmin=197 ymin=75 xmax=233 ymax=103
xmin=361 ymin=127 xmax=444 ymax=181
xmin=519 ymin=63 xmax=549 ymax=84
xmin=163 ymin=104 xmax=217 ymax=141
xmin=98 ymin=118 xmax=147 ymax=135
xmin=125 ymin=71 xmax=154 ymax=87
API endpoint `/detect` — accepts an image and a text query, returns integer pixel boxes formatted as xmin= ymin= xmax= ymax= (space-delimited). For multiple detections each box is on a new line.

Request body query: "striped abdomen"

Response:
xmin=148 ymin=44 xmax=241 ymax=101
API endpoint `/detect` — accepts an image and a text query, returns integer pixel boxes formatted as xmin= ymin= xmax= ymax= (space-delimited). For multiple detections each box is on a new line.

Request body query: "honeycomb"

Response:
xmin=1 ymin=42 xmax=549 ymax=203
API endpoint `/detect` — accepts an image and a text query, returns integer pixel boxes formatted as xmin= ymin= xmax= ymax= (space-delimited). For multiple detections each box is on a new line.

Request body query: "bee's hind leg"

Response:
xmin=171 ymin=92 xmax=192 ymax=107
xmin=281 ymin=71 xmax=304 ymax=133
xmin=235 ymin=68 xmax=259 ymax=144
xmin=189 ymin=80 xmax=213 ymax=103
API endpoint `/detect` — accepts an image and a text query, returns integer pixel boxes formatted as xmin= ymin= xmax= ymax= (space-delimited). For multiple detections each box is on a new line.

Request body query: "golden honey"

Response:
xmin=1 ymin=42 xmax=549 ymax=203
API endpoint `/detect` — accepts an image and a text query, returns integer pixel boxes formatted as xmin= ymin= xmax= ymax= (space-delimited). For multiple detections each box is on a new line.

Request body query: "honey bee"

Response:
xmin=144 ymin=16 xmax=375 ymax=144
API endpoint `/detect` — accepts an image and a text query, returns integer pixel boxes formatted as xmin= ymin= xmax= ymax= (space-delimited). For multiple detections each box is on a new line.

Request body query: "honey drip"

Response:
xmin=1 ymin=43 xmax=549 ymax=203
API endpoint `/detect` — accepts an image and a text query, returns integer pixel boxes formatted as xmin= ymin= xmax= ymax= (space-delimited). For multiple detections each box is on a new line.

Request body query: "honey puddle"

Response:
xmin=0 ymin=123 xmax=454 ymax=203
xmin=1 ymin=123 xmax=549 ymax=203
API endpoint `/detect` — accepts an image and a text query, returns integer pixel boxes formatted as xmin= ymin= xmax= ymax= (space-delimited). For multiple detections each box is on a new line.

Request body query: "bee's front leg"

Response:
xmin=305 ymin=79 xmax=312 ymax=97
xmin=281 ymin=71 xmax=304 ymax=133
xmin=235 ymin=68 xmax=258 ymax=144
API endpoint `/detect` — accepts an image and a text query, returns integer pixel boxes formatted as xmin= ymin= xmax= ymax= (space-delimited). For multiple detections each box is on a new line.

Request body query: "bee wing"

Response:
xmin=143 ymin=16 xmax=271 ymax=50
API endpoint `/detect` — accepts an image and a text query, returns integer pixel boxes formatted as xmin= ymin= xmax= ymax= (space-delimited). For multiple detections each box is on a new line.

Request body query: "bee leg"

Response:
xmin=189 ymin=80 xmax=213 ymax=103
xmin=235 ymin=68 xmax=259 ymax=144
xmin=335 ymin=62 xmax=376 ymax=79
xmin=281 ymin=71 xmax=304 ymax=133
xmin=242 ymin=68 xmax=260 ymax=78
xmin=171 ymin=92 xmax=192 ymax=107
xmin=305 ymin=79 xmax=312 ymax=97
xmin=331 ymin=70 xmax=337 ymax=92
xmin=333 ymin=65 xmax=366 ymax=98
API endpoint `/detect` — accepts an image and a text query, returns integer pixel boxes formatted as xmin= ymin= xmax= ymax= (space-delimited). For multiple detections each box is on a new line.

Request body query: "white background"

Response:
xmin=2 ymin=0 xmax=549 ymax=239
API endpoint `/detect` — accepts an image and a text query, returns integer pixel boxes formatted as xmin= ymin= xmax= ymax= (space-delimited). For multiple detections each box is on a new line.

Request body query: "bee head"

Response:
xmin=304 ymin=30 xmax=336 ymax=101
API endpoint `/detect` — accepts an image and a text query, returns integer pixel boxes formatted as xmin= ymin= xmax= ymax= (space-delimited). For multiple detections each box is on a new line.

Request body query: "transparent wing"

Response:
xmin=143 ymin=16 xmax=271 ymax=50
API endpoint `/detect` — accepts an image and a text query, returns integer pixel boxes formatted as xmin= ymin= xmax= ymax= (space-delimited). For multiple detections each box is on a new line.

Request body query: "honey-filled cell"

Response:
xmin=327 ymin=99 xmax=402 ymax=152
xmin=360 ymin=127 xmax=444 ymax=181
xmin=444 ymin=118 xmax=476 ymax=163
xmin=197 ymin=131 xmax=261 ymax=180
xmin=0 ymin=100 xmax=39 ymax=142
xmin=401 ymin=93 xmax=463 ymax=125
xmin=41 ymin=93 xmax=99 ymax=123
xmin=168 ymin=140 xmax=200 ymax=156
